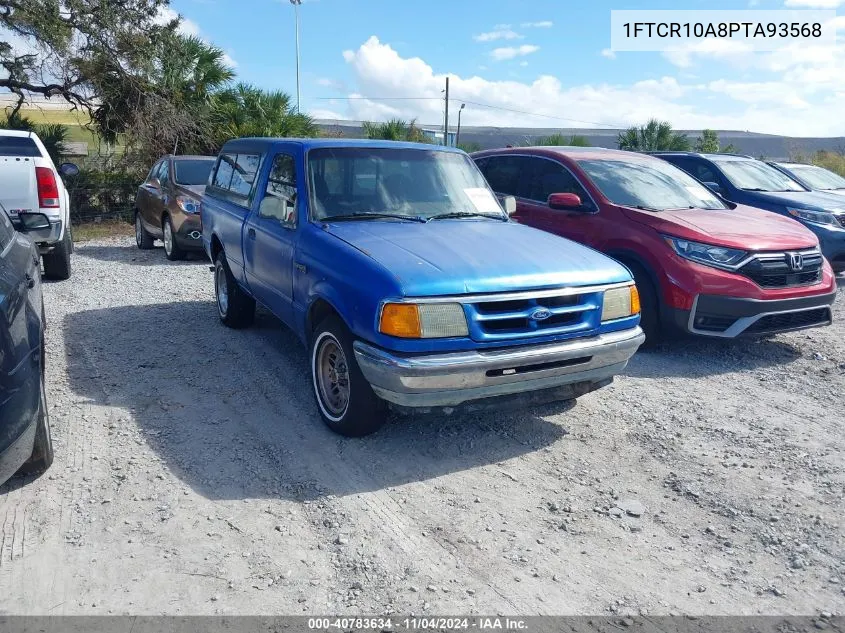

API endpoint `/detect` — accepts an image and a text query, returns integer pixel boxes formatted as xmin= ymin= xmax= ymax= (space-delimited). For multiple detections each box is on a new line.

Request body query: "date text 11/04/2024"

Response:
xmin=622 ymin=21 xmax=822 ymax=38
xmin=307 ymin=617 xmax=528 ymax=630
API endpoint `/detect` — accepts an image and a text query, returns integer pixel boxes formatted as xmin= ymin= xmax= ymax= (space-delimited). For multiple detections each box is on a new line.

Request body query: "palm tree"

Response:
xmin=158 ymin=35 xmax=235 ymax=107
xmin=362 ymin=119 xmax=428 ymax=143
xmin=530 ymin=133 xmax=591 ymax=147
xmin=211 ymin=83 xmax=317 ymax=148
xmin=617 ymin=119 xmax=690 ymax=151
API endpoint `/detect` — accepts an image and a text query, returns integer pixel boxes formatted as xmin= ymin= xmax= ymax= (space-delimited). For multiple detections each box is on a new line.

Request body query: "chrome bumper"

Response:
xmin=353 ymin=327 xmax=644 ymax=408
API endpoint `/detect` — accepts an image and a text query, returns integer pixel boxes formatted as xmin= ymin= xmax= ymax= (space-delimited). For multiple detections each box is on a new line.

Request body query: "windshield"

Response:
xmin=307 ymin=147 xmax=504 ymax=221
xmin=577 ymin=158 xmax=728 ymax=210
xmin=174 ymin=159 xmax=215 ymax=185
xmin=785 ymin=164 xmax=845 ymax=191
xmin=716 ymin=159 xmax=806 ymax=192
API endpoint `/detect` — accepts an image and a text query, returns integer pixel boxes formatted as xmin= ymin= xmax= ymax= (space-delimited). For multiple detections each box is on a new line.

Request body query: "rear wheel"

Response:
xmin=135 ymin=211 xmax=154 ymax=250
xmin=310 ymin=315 xmax=386 ymax=437
xmin=163 ymin=216 xmax=185 ymax=261
xmin=627 ymin=262 xmax=661 ymax=347
xmin=214 ymin=251 xmax=255 ymax=328
xmin=42 ymin=227 xmax=71 ymax=281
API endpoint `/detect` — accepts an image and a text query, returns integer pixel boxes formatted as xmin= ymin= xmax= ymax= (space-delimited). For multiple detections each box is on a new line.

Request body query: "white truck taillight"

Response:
xmin=35 ymin=166 xmax=60 ymax=208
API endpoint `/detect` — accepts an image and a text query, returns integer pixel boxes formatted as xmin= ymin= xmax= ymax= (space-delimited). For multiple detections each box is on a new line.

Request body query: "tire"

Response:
xmin=42 ymin=226 xmax=71 ymax=281
xmin=135 ymin=211 xmax=154 ymax=250
xmin=310 ymin=315 xmax=386 ymax=437
xmin=627 ymin=262 xmax=661 ymax=347
xmin=18 ymin=372 xmax=54 ymax=476
xmin=214 ymin=251 xmax=255 ymax=328
xmin=163 ymin=216 xmax=185 ymax=261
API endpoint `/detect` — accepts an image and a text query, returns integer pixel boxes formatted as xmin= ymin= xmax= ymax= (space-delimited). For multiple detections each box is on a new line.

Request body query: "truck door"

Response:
xmin=243 ymin=151 xmax=299 ymax=327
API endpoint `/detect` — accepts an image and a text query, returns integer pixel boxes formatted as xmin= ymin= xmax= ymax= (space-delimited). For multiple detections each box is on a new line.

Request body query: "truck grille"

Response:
xmin=738 ymin=249 xmax=823 ymax=289
xmin=463 ymin=287 xmax=604 ymax=342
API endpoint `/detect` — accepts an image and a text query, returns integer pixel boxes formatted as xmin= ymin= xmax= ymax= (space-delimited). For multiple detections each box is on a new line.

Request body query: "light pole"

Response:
xmin=290 ymin=0 xmax=302 ymax=113
xmin=456 ymin=103 xmax=466 ymax=148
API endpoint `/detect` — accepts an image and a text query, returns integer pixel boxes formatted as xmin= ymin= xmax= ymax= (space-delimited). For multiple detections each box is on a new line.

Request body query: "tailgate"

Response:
xmin=0 ymin=157 xmax=38 ymax=217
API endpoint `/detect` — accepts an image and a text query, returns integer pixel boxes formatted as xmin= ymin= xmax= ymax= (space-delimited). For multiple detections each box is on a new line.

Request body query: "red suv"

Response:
xmin=472 ymin=147 xmax=837 ymax=343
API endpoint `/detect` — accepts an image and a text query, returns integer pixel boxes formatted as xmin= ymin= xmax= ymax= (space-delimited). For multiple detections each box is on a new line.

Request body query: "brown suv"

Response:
xmin=134 ymin=155 xmax=216 ymax=260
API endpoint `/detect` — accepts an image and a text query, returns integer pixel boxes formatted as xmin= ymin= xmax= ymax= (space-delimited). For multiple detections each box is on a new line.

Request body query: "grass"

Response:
xmin=73 ymin=219 xmax=134 ymax=242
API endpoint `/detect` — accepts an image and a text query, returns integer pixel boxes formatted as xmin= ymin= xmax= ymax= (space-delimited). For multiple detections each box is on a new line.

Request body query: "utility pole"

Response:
xmin=456 ymin=103 xmax=465 ymax=148
xmin=290 ymin=0 xmax=302 ymax=113
xmin=443 ymin=76 xmax=449 ymax=147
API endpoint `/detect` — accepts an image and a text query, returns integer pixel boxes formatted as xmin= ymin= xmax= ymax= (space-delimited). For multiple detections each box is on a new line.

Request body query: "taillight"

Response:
xmin=35 ymin=167 xmax=60 ymax=208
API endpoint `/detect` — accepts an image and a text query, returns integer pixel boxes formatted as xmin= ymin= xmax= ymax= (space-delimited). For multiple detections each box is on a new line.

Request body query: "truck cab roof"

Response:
xmin=219 ymin=137 xmax=465 ymax=154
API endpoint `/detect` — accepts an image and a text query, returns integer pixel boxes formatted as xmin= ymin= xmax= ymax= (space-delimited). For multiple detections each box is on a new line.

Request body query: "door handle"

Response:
xmin=25 ymin=274 xmax=35 ymax=289
xmin=247 ymin=228 xmax=256 ymax=239
xmin=295 ymin=263 xmax=306 ymax=273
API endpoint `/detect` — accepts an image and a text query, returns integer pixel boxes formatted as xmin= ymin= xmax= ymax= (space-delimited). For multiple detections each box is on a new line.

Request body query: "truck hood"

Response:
xmin=324 ymin=219 xmax=632 ymax=296
xmin=620 ymin=204 xmax=819 ymax=251
xmin=0 ymin=157 xmax=37 ymax=215
xmin=743 ymin=189 xmax=845 ymax=212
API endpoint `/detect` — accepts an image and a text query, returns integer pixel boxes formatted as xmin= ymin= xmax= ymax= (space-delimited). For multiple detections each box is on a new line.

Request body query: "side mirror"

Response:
xmin=548 ymin=192 xmax=583 ymax=210
xmin=148 ymin=178 xmax=162 ymax=190
xmin=59 ymin=162 xmax=80 ymax=177
xmin=17 ymin=212 xmax=52 ymax=232
xmin=703 ymin=181 xmax=723 ymax=196
xmin=500 ymin=195 xmax=517 ymax=216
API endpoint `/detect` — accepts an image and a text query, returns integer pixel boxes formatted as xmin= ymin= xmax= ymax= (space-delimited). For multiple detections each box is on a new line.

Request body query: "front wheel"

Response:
xmin=214 ymin=252 xmax=255 ymax=328
xmin=135 ymin=211 xmax=154 ymax=250
xmin=310 ymin=316 xmax=386 ymax=437
xmin=18 ymin=375 xmax=54 ymax=476
xmin=163 ymin=216 xmax=185 ymax=261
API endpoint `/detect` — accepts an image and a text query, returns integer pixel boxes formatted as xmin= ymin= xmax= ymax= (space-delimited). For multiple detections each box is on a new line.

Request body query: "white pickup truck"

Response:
xmin=0 ymin=130 xmax=78 ymax=280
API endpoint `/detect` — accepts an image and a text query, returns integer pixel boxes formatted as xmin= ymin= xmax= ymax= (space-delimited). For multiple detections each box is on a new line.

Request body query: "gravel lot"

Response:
xmin=1 ymin=235 xmax=843 ymax=616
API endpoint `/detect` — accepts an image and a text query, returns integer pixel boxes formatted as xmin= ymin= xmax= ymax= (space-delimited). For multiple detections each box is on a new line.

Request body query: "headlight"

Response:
xmin=787 ymin=208 xmax=839 ymax=226
xmin=379 ymin=302 xmax=469 ymax=338
xmin=664 ymin=236 xmax=747 ymax=270
xmin=176 ymin=195 xmax=201 ymax=214
xmin=601 ymin=285 xmax=640 ymax=322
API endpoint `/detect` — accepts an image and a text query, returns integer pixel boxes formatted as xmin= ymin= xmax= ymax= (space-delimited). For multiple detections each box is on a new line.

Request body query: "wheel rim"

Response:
xmin=164 ymin=220 xmax=173 ymax=255
xmin=215 ymin=264 xmax=228 ymax=317
xmin=315 ymin=335 xmax=350 ymax=418
xmin=135 ymin=215 xmax=142 ymax=246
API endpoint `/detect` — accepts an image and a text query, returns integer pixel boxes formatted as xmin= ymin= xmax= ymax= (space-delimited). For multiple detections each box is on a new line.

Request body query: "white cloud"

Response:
xmin=473 ymin=29 xmax=523 ymax=42
xmin=155 ymin=7 xmax=201 ymax=37
xmin=333 ymin=35 xmax=845 ymax=136
xmin=521 ymin=21 xmax=554 ymax=28
xmin=519 ymin=61 xmax=529 ymax=67
xmin=783 ymin=0 xmax=844 ymax=6
xmin=490 ymin=44 xmax=540 ymax=61
xmin=601 ymin=48 xmax=616 ymax=59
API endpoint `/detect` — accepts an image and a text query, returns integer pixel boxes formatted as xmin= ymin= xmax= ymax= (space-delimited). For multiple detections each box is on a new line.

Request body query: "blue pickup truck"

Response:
xmin=201 ymin=138 xmax=644 ymax=436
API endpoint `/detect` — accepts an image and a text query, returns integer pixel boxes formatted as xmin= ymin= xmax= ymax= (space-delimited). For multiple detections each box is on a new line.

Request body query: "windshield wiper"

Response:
xmin=426 ymin=211 xmax=506 ymax=222
xmin=634 ymin=205 xmax=661 ymax=212
xmin=323 ymin=212 xmax=425 ymax=223
xmin=740 ymin=187 xmax=770 ymax=192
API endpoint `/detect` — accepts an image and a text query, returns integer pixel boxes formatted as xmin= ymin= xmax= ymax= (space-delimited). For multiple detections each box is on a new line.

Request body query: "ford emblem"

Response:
xmin=530 ymin=308 xmax=552 ymax=321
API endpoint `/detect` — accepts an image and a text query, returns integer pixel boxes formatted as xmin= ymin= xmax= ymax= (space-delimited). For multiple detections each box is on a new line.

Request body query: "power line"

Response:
xmin=316 ymin=95 xmax=623 ymax=129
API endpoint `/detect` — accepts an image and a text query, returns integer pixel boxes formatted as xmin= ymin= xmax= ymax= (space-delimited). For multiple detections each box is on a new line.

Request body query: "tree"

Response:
xmin=531 ymin=133 xmax=591 ymax=147
xmin=694 ymin=129 xmax=739 ymax=154
xmin=362 ymin=119 xmax=428 ymax=143
xmin=1 ymin=0 xmax=175 ymax=119
xmin=694 ymin=129 xmax=720 ymax=153
xmin=210 ymin=83 xmax=317 ymax=149
xmin=617 ymin=119 xmax=691 ymax=151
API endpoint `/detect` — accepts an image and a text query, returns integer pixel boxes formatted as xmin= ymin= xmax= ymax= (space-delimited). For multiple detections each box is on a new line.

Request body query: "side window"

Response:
xmin=665 ymin=157 xmax=696 ymax=177
xmin=212 ymin=154 xmax=236 ymax=190
xmin=159 ymin=161 xmax=171 ymax=187
xmin=692 ymin=162 xmax=719 ymax=184
xmin=259 ymin=154 xmax=298 ymax=227
xmin=484 ymin=156 xmax=528 ymax=198
xmin=210 ymin=153 xmax=262 ymax=202
xmin=530 ymin=158 xmax=591 ymax=206
xmin=147 ymin=161 xmax=162 ymax=182
xmin=0 ymin=206 xmax=14 ymax=251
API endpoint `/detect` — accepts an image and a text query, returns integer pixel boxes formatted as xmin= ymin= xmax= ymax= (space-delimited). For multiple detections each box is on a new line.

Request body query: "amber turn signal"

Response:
xmin=630 ymin=285 xmax=641 ymax=315
xmin=379 ymin=303 xmax=422 ymax=338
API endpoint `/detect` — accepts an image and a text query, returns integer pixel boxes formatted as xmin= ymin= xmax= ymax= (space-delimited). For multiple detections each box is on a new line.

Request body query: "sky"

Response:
xmin=168 ymin=0 xmax=845 ymax=136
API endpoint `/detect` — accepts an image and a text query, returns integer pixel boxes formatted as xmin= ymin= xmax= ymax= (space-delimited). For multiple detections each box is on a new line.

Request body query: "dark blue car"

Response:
xmin=0 ymin=203 xmax=54 ymax=485
xmin=653 ymin=152 xmax=845 ymax=273
xmin=201 ymin=139 xmax=644 ymax=436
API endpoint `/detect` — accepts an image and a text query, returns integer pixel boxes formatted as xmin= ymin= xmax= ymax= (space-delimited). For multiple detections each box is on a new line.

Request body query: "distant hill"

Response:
xmin=315 ymin=119 xmax=845 ymax=160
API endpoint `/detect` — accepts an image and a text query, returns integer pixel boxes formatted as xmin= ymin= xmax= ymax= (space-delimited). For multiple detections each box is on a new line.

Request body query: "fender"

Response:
xmin=298 ymin=283 xmax=355 ymax=345
xmin=604 ymin=247 xmax=671 ymax=320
